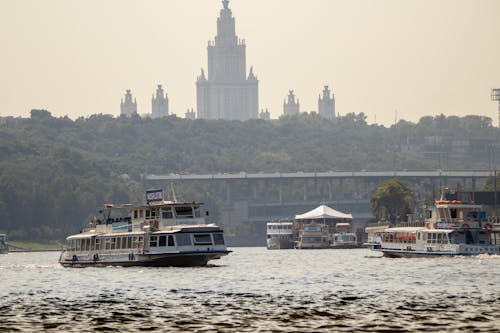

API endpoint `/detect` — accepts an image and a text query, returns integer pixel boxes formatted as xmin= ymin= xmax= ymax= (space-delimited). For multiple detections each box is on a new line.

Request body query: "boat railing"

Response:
xmin=488 ymin=216 xmax=500 ymax=225
xmin=398 ymin=221 xmax=425 ymax=227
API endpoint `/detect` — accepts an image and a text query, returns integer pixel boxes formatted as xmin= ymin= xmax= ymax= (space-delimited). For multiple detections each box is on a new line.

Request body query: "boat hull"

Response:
xmin=375 ymin=248 xmax=499 ymax=258
xmin=59 ymin=250 xmax=231 ymax=268
xmin=266 ymin=238 xmax=294 ymax=250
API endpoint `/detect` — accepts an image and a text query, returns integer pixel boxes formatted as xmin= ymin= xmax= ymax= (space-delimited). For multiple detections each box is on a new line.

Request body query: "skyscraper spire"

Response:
xmin=222 ymin=0 xmax=229 ymax=10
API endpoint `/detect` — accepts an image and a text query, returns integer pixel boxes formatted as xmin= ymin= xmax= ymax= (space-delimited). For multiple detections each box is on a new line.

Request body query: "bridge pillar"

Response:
xmin=226 ymin=182 xmax=231 ymax=203
xmin=303 ymin=182 xmax=308 ymax=201
xmin=279 ymin=181 xmax=283 ymax=203
xmin=328 ymin=180 xmax=332 ymax=200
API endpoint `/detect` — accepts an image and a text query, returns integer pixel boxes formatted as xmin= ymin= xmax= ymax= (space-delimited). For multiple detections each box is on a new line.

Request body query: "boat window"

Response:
xmin=134 ymin=210 xmax=138 ymax=219
xmin=194 ymin=208 xmax=201 ymax=218
xmin=149 ymin=236 xmax=158 ymax=247
xmin=139 ymin=210 xmax=144 ymax=218
xmin=162 ymin=208 xmax=173 ymax=219
xmin=450 ymin=209 xmax=457 ymax=219
xmin=127 ymin=237 xmax=132 ymax=248
xmin=111 ymin=238 xmax=116 ymax=250
xmin=159 ymin=235 xmax=167 ymax=247
xmin=167 ymin=235 xmax=175 ymax=246
xmin=122 ymin=237 xmax=127 ymax=249
xmin=193 ymin=234 xmax=213 ymax=245
xmin=132 ymin=237 xmax=139 ymax=248
xmin=175 ymin=207 xmax=194 ymax=219
xmin=176 ymin=233 xmax=192 ymax=246
xmin=95 ymin=238 xmax=100 ymax=250
xmin=146 ymin=210 xmax=151 ymax=219
xmin=151 ymin=209 xmax=158 ymax=218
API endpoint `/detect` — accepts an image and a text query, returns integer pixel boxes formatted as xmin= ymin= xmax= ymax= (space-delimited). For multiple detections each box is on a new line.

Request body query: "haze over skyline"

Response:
xmin=2 ymin=0 xmax=500 ymax=126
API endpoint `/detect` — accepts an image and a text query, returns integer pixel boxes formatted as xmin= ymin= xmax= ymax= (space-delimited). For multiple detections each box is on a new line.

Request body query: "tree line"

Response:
xmin=0 ymin=109 xmax=497 ymax=241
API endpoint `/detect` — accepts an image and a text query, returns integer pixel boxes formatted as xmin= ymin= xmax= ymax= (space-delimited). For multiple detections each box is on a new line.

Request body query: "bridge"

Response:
xmin=146 ymin=170 xmax=493 ymax=182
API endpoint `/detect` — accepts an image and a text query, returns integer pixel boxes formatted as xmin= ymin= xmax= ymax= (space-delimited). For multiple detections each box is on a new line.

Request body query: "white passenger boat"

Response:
xmin=0 ymin=234 xmax=7 ymax=254
xmin=371 ymin=200 xmax=500 ymax=257
xmin=295 ymin=223 xmax=330 ymax=249
xmin=266 ymin=221 xmax=294 ymax=249
xmin=331 ymin=222 xmax=358 ymax=248
xmin=59 ymin=191 xmax=231 ymax=267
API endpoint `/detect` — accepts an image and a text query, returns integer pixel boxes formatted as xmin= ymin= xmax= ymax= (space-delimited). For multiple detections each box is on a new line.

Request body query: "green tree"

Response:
xmin=371 ymin=178 xmax=412 ymax=223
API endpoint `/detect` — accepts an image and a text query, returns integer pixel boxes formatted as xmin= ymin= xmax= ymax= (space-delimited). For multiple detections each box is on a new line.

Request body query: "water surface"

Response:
xmin=0 ymin=248 xmax=499 ymax=332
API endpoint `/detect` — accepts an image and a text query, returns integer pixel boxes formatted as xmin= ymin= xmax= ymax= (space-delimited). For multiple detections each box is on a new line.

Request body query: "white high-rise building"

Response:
xmin=151 ymin=84 xmax=169 ymax=118
xmin=318 ymin=85 xmax=335 ymax=119
xmin=120 ymin=90 xmax=137 ymax=116
xmin=196 ymin=0 xmax=258 ymax=120
xmin=283 ymin=90 xmax=300 ymax=116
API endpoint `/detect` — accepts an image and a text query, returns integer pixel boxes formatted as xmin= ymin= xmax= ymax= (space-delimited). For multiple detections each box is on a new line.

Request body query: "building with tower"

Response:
xmin=120 ymin=90 xmax=137 ymax=116
xmin=185 ymin=108 xmax=196 ymax=120
xmin=283 ymin=90 xmax=300 ymax=116
xmin=318 ymin=85 xmax=335 ymax=119
xmin=151 ymin=84 xmax=169 ymax=118
xmin=259 ymin=108 xmax=270 ymax=120
xmin=196 ymin=0 xmax=259 ymax=120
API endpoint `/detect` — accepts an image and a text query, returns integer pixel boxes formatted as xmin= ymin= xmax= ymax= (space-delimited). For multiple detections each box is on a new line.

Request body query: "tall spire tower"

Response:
xmin=196 ymin=0 xmax=259 ymax=120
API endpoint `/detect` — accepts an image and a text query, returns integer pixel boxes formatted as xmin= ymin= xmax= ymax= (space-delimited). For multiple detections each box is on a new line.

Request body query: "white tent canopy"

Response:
xmin=295 ymin=204 xmax=353 ymax=220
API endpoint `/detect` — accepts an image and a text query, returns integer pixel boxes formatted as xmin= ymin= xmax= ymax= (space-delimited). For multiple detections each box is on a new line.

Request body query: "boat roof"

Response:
xmin=102 ymin=201 xmax=203 ymax=210
xmin=267 ymin=221 xmax=293 ymax=225
xmin=434 ymin=200 xmax=482 ymax=209
xmin=67 ymin=231 xmax=146 ymax=240
xmin=384 ymin=227 xmax=425 ymax=233
xmin=295 ymin=204 xmax=352 ymax=220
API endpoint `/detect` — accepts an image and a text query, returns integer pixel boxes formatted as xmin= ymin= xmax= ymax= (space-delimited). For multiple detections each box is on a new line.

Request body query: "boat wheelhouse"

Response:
xmin=371 ymin=200 xmax=500 ymax=257
xmin=266 ymin=221 xmax=294 ymax=249
xmin=0 ymin=234 xmax=7 ymax=254
xmin=59 ymin=197 xmax=231 ymax=267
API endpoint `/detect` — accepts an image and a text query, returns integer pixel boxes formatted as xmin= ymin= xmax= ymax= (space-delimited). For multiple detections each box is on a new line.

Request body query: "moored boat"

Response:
xmin=0 ymin=234 xmax=7 ymax=254
xmin=331 ymin=222 xmax=358 ymax=248
xmin=266 ymin=221 xmax=294 ymax=249
xmin=295 ymin=223 xmax=330 ymax=249
xmin=371 ymin=200 xmax=500 ymax=257
xmin=59 ymin=191 xmax=231 ymax=267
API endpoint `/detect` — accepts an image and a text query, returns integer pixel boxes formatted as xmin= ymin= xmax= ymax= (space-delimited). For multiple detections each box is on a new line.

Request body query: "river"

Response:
xmin=0 ymin=248 xmax=499 ymax=332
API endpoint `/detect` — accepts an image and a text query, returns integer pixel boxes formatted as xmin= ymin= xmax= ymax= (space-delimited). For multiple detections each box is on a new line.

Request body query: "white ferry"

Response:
xmin=59 ymin=192 xmax=231 ymax=267
xmin=295 ymin=223 xmax=330 ymax=249
xmin=331 ymin=222 xmax=358 ymax=248
xmin=0 ymin=234 xmax=7 ymax=254
xmin=371 ymin=200 xmax=500 ymax=257
xmin=266 ymin=221 xmax=294 ymax=249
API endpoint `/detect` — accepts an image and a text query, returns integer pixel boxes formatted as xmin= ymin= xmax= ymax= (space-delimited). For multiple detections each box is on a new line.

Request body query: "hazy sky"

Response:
xmin=1 ymin=0 xmax=500 ymax=126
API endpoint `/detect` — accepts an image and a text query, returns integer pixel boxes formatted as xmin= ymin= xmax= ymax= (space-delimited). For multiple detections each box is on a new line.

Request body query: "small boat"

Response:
xmin=295 ymin=223 xmax=330 ymax=249
xmin=370 ymin=200 xmax=500 ymax=257
xmin=59 ymin=191 xmax=231 ymax=267
xmin=266 ymin=221 xmax=294 ymax=249
xmin=0 ymin=234 xmax=8 ymax=254
xmin=331 ymin=222 xmax=358 ymax=248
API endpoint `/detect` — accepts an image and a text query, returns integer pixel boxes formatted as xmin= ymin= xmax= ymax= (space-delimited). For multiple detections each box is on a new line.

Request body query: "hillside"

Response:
xmin=0 ymin=110 xmax=497 ymax=241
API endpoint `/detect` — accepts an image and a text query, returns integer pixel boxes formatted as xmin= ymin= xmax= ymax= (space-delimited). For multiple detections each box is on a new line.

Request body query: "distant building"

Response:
xmin=185 ymin=108 xmax=196 ymax=119
xmin=196 ymin=0 xmax=259 ymax=120
xmin=318 ymin=85 xmax=335 ymax=119
xmin=259 ymin=108 xmax=270 ymax=120
xmin=283 ymin=90 xmax=300 ymax=116
xmin=120 ymin=90 xmax=137 ymax=116
xmin=151 ymin=84 xmax=169 ymax=118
